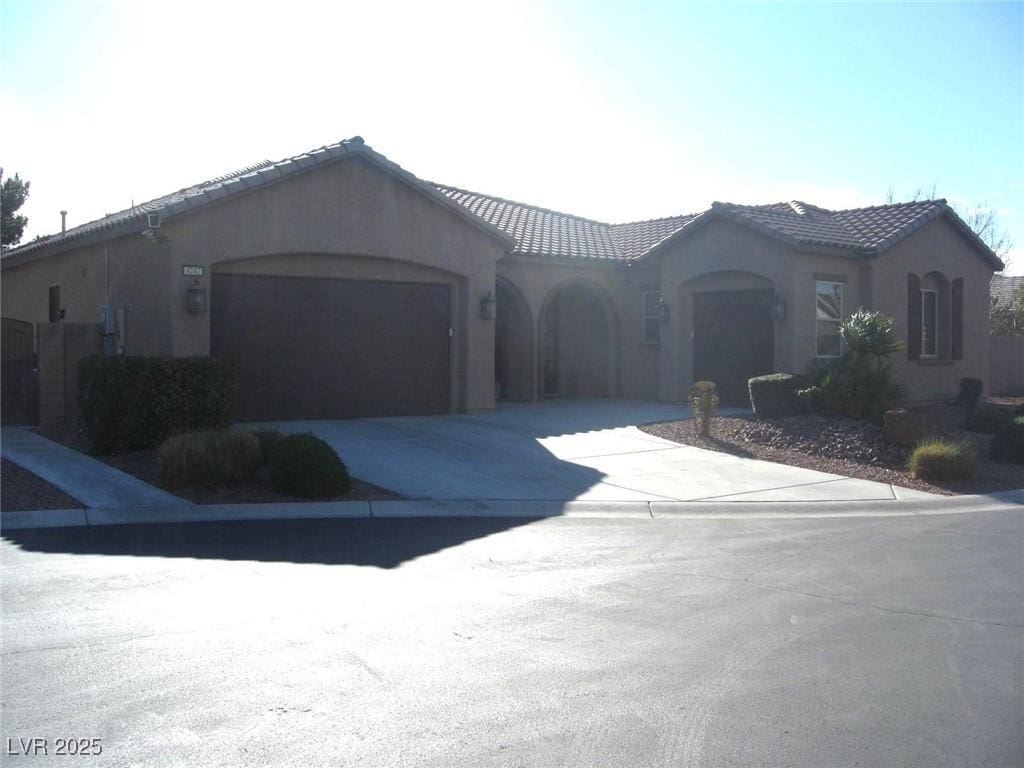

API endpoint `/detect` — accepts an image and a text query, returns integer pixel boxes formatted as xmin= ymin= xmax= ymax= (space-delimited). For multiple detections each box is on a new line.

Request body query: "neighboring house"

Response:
xmin=0 ymin=137 xmax=1004 ymax=420
xmin=991 ymin=274 xmax=1024 ymax=333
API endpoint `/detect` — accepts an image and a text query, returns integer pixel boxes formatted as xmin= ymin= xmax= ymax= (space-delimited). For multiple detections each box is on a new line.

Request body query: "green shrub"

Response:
xmin=267 ymin=433 xmax=351 ymax=498
xmin=78 ymin=356 xmax=236 ymax=452
xmin=748 ymin=373 xmax=804 ymax=418
xmin=990 ymin=416 xmax=1024 ymax=464
xmin=907 ymin=439 xmax=978 ymax=482
xmin=250 ymin=428 xmax=286 ymax=463
xmin=956 ymin=378 xmax=983 ymax=409
xmin=805 ymin=310 xmax=905 ymax=421
xmin=689 ymin=381 xmax=719 ymax=436
xmin=795 ymin=385 xmax=824 ymax=414
xmin=966 ymin=402 xmax=1018 ymax=434
xmin=159 ymin=431 xmax=263 ymax=489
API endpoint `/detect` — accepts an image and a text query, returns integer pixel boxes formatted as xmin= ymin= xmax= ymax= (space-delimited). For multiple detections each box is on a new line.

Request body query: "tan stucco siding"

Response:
xmin=872 ymin=217 xmax=994 ymax=400
xmin=1 ymin=236 xmax=172 ymax=356
xmin=656 ymin=219 xmax=873 ymax=401
xmin=496 ymin=258 xmax=661 ymax=400
xmin=158 ymin=155 xmax=505 ymax=412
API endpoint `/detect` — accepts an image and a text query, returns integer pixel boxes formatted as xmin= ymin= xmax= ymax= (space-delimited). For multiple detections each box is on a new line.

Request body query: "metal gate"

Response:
xmin=2 ymin=318 xmax=36 ymax=425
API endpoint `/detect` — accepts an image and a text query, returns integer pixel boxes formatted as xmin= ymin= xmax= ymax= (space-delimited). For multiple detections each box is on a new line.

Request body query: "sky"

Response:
xmin=1 ymin=0 xmax=1022 ymax=271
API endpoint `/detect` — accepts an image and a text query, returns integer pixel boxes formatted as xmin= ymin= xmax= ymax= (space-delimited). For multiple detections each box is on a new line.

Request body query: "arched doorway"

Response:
xmin=539 ymin=282 xmax=614 ymax=398
xmin=685 ymin=271 xmax=775 ymax=405
xmin=494 ymin=278 xmax=534 ymax=400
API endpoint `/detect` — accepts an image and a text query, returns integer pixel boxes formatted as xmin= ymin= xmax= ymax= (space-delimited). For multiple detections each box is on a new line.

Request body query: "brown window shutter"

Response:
xmin=951 ymin=277 xmax=964 ymax=360
xmin=907 ymin=273 xmax=921 ymax=361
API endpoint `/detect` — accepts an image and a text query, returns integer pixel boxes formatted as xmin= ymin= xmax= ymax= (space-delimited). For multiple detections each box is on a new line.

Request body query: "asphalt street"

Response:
xmin=2 ymin=509 xmax=1022 ymax=767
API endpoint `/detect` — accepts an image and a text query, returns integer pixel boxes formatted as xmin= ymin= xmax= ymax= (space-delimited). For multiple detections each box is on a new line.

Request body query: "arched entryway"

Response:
xmin=538 ymin=281 xmax=615 ymax=398
xmin=494 ymin=277 xmax=534 ymax=401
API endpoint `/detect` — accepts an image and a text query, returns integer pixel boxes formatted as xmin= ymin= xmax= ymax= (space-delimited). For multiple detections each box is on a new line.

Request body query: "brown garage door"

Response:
xmin=693 ymin=289 xmax=775 ymax=406
xmin=211 ymin=274 xmax=451 ymax=421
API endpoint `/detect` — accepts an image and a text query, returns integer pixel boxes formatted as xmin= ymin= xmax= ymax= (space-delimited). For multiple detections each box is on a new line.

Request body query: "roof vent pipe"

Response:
xmin=60 ymin=210 xmax=67 ymax=234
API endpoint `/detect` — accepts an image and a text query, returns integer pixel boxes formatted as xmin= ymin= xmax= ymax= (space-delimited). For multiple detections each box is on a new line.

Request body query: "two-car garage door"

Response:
xmin=211 ymin=274 xmax=451 ymax=421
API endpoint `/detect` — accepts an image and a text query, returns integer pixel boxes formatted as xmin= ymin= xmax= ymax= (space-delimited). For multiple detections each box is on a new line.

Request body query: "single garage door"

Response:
xmin=693 ymin=289 xmax=775 ymax=406
xmin=211 ymin=274 xmax=451 ymax=421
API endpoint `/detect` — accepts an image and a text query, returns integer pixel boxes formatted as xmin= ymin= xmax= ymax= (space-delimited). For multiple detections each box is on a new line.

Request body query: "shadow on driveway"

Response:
xmin=2 ymin=517 xmax=538 ymax=569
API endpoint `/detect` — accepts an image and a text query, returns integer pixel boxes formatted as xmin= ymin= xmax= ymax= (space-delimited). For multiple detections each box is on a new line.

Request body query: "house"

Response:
xmin=0 ymin=137 xmax=1004 ymax=421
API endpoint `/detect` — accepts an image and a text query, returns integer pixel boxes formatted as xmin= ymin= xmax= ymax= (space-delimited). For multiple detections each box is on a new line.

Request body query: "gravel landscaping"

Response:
xmin=640 ymin=409 xmax=1024 ymax=496
xmin=1 ymin=459 xmax=84 ymax=512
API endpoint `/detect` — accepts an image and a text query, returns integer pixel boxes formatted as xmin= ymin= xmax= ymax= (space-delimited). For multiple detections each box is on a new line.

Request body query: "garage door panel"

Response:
xmin=212 ymin=274 xmax=451 ymax=421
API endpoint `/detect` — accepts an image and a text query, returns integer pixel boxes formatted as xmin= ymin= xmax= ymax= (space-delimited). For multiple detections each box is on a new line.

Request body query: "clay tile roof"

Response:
xmin=711 ymin=198 xmax=955 ymax=255
xmin=991 ymin=273 xmax=1024 ymax=304
xmin=434 ymin=184 xmax=700 ymax=261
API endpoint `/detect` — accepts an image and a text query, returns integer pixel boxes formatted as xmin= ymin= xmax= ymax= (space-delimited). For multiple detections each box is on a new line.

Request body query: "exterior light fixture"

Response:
xmin=186 ymin=280 xmax=207 ymax=314
xmin=658 ymin=298 xmax=671 ymax=324
xmin=773 ymin=295 xmax=787 ymax=321
xmin=480 ymin=290 xmax=496 ymax=320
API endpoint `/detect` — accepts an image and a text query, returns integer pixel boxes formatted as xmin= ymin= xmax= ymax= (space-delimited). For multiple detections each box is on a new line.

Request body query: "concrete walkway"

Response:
xmin=254 ymin=399 xmax=940 ymax=503
xmin=1 ymin=428 xmax=186 ymax=509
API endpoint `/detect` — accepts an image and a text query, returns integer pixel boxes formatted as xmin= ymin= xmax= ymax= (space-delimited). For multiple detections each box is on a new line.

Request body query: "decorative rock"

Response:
xmin=883 ymin=409 xmax=941 ymax=447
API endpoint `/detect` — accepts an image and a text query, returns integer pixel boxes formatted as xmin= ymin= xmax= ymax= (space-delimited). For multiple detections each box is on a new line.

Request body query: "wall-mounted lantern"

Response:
xmin=186 ymin=280 xmax=207 ymax=314
xmin=480 ymin=290 xmax=496 ymax=320
xmin=773 ymin=295 xmax=787 ymax=322
xmin=658 ymin=298 xmax=671 ymax=324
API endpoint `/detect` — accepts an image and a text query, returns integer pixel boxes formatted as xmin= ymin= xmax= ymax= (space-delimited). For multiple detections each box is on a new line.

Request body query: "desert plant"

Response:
xmin=267 ymin=433 xmax=351 ymax=498
xmin=689 ymin=381 xmax=719 ymax=436
xmin=795 ymin=385 xmax=824 ymax=414
xmin=966 ymin=402 xmax=1019 ymax=434
xmin=990 ymin=416 xmax=1024 ymax=464
xmin=159 ymin=430 xmax=263 ymax=489
xmin=907 ymin=439 xmax=978 ymax=482
xmin=839 ymin=308 xmax=905 ymax=358
xmin=955 ymin=378 xmax=983 ymax=409
xmin=748 ymin=373 xmax=805 ymax=418
xmin=807 ymin=309 xmax=905 ymax=420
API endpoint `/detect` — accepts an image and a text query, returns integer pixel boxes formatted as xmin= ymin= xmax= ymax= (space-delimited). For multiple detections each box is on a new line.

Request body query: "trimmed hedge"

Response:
xmin=159 ymin=431 xmax=263 ymax=489
xmin=908 ymin=439 xmax=978 ymax=482
xmin=748 ymin=374 xmax=804 ymax=418
xmin=267 ymin=433 xmax=351 ymax=498
xmin=990 ymin=416 xmax=1024 ymax=465
xmin=966 ymin=402 xmax=1019 ymax=434
xmin=78 ymin=356 xmax=236 ymax=452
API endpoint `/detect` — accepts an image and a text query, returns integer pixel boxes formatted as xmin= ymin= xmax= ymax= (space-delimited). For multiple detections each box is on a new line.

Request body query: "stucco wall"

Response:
xmin=1 ymin=235 xmax=172 ymax=356
xmin=872 ymin=217 xmax=995 ymax=401
xmin=496 ymin=258 xmax=661 ymax=400
xmin=989 ymin=335 xmax=1024 ymax=396
xmin=2 ymin=155 xmax=507 ymax=413
xmin=158 ymin=154 xmax=505 ymax=411
xmin=656 ymin=218 xmax=867 ymax=402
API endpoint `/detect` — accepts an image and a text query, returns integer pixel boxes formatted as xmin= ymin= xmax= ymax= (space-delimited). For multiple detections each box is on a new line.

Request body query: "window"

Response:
xmin=921 ymin=289 xmax=938 ymax=357
xmin=815 ymin=281 xmax=843 ymax=357
xmin=643 ymin=290 xmax=661 ymax=344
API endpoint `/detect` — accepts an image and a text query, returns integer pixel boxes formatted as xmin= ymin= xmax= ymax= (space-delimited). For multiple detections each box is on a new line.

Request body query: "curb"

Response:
xmin=1 ymin=491 xmax=1022 ymax=531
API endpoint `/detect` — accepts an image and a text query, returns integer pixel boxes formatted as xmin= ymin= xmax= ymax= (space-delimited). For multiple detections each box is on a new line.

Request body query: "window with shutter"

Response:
xmin=907 ymin=273 xmax=921 ymax=361
xmin=951 ymin=278 xmax=964 ymax=360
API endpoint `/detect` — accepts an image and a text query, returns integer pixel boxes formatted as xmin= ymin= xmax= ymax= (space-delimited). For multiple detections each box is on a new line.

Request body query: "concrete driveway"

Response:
xmin=253 ymin=399 xmax=930 ymax=503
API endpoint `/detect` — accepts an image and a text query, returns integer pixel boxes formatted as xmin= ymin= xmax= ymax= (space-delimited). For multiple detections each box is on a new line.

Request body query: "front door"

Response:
xmin=693 ymin=289 xmax=775 ymax=406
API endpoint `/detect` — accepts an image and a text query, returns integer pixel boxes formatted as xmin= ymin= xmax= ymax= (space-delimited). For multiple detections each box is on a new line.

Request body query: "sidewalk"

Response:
xmin=1 ymin=428 xmax=187 ymax=509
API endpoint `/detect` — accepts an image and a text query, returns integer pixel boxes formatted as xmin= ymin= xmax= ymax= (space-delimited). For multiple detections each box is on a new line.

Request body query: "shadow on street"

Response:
xmin=2 ymin=517 xmax=537 ymax=568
